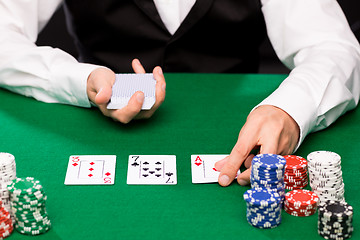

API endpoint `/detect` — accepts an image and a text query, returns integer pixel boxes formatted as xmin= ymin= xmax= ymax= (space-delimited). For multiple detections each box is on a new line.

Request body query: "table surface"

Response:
xmin=0 ymin=73 xmax=358 ymax=240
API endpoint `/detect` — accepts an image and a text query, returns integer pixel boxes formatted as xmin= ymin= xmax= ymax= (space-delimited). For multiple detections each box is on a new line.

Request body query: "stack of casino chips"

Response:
xmin=0 ymin=153 xmax=17 ymax=214
xmin=250 ymin=154 xmax=286 ymax=200
xmin=243 ymin=188 xmax=282 ymax=229
xmin=7 ymin=177 xmax=51 ymax=235
xmin=0 ymin=200 xmax=13 ymax=239
xmin=318 ymin=200 xmax=353 ymax=240
xmin=284 ymin=189 xmax=319 ymax=217
xmin=283 ymin=155 xmax=308 ymax=190
xmin=307 ymin=151 xmax=345 ymax=202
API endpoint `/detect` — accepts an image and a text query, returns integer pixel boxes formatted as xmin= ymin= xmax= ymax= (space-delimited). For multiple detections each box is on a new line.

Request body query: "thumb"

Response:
xmin=95 ymin=85 xmax=113 ymax=106
xmin=87 ymin=67 xmax=115 ymax=106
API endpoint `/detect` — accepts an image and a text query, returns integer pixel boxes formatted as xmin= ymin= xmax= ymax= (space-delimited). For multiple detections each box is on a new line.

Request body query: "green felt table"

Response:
xmin=0 ymin=73 xmax=358 ymax=240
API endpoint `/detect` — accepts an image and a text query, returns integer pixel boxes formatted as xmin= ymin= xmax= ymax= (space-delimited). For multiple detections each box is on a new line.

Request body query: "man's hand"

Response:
xmin=86 ymin=59 xmax=166 ymax=123
xmin=215 ymin=105 xmax=300 ymax=186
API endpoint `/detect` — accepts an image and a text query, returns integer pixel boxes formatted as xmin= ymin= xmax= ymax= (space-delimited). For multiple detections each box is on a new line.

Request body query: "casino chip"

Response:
xmin=283 ymin=155 xmax=308 ymax=190
xmin=243 ymin=188 xmax=282 ymax=229
xmin=284 ymin=190 xmax=319 ymax=217
xmin=250 ymin=154 xmax=286 ymax=201
xmin=318 ymin=200 xmax=353 ymax=240
xmin=7 ymin=177 xmax=51 ymax=235
xmin=307 ymin=151 xmax=345 ymax=202
xmin=0 ymin=153 xmax=17 ymax=215
xmin=0 ymin=200 xmax=13 ymax=239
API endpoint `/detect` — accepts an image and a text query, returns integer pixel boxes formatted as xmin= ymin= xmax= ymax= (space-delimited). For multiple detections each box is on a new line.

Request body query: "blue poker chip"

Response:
xmin=247 ymin=215 xmax=281 ymax=225
xmin=251 ymin=170 xmax=285 ymax=177
xmin=252 ymin=154 xmax=286 ymax=170
xmin=247 ymin=210 xmax=279 ymax=217
xmin=252 ymin=169 xmax=285 ymax=175
xmin=247 ymin=215 xmax=282 ymax=228
xmin=243 ymin=188 xmax=281 ymax=207
xmin=251 ymin=175 xmax=284 ymax=182
xmin=250 ymin=182 xmax=285 ymax=190
xmin=247 ymin=211 xmax=280 ymax=219
xmin=252 ymin=165 xmax=285 ymax=173
xmin=250 ymin=179 xmax=284 ymax=187
xmin=246 ymin=203 xmax=281 ymax=212
xmin=250 ymin=177 xmax=284 ymax=184
xmin=247 ymin=214 xmax=281 ymax=223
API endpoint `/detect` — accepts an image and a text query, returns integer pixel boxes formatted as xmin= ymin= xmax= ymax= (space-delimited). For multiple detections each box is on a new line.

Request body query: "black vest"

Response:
xmin=64 ymin=0 xmax=266 ymax=73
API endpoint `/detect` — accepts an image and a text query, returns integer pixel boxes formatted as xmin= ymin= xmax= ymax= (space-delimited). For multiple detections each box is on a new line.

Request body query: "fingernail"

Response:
xmin=238 ymin=179 xmax=249 ymax=186
xmin=219 ymin=175 xmax=230 ymax=186
xmin=137 ymin=92 xmax=144 ymax=103
xmin=96 ymin=88 xmax=103 ymax=96
xmin=158 ymin=67 xmax=163 ymax=75
xmin=162 ymin=83 xmax=166 ymax=92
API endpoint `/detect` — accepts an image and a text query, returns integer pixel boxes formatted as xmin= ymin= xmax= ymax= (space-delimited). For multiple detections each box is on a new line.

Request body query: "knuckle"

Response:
xmin=232 ymin=147 xmax=248 ymax=161
xmin=119 ymin=117 xmax=131 ymax=124
xmin=113 ymin=113 xmax=132 ymax=124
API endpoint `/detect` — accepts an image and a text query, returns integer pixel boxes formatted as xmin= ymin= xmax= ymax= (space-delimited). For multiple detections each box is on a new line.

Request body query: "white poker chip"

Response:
xmin=307 ymin=151 xmax=341 ymax=165
xmin=307 ymin=151 xmax=345 ymax=202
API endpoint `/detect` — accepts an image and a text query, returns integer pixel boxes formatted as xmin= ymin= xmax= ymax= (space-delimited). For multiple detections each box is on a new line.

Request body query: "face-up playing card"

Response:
xmin=64 ymin=155 xmax=116 ymax=185
xmin=127 ymin=155 xmax=177 ymax=185
xmin=191 ymin=154 xmax=241 ymax=184
xmin=107 ymin=73 xmax=156 ymax=110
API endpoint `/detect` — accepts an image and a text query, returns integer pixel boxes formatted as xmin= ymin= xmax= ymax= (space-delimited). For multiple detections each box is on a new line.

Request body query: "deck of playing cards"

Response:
xmin=64 ymin=155 xmax=116 ymax=185
xmin=107 ymin=73 xmax=156 ymax=110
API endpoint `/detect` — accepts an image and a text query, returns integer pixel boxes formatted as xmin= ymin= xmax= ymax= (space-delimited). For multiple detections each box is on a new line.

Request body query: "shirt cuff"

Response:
xmin=252 ymin=74 xmax=318 ymax=152
xmin=51 ymin=62 xmax=100 ymax=108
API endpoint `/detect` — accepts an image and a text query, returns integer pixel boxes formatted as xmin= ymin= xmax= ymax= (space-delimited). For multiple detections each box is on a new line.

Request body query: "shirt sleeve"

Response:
xmin=0 ymin=0 xmax=100 ymax=107
xmin=259 ymin=0 xmax=360 ymax=150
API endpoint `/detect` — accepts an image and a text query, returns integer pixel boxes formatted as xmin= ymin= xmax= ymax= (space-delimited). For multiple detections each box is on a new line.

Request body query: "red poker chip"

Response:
xmin=0 ymin=216 xmax=10 ymax=223
xmin=284 ymin=175 xmax=307 ymax=180
xmin=284 ymin=171 xmax=307 ymax=176
xmin=284 ymin=204 xmax=317 ymax=211
xmin=284 ymin=155 xmax=307 ymax=169
xmin=285 ymin=168 xmax=307 ymax=174
xmin=0 ymin=219 xmax=12 ymax=226
xmin=285 ymin=189 xmax=319 ymax=207
xmin=284 ymin=205 xmax=317 ymax=213
xmin=284 ymin=209 xmax=316 ymax=217
xmin=0 ymin=230 xmax=12 ymax=238
xmin=285 ymin=180 xmax=308 ymax=185
xmin=285 ymin=183 xmax=307 ymax=188
xmin=0 ymin=225 xmax=13 ymax=233
xmin=285 ymin=186 xmax=306 ymax=190
xmin=285 ymin=179 xmax=307 ymax=184
xmin=0 ymin=222 xmax=12 ymax=229
xmin=284 ymin=202 xmax=317 ymax=210
xmin=284 ymin=179 xmax=307 ymax=184
xmin=286 ymin=166 xmax=307 ymax=171
xmin=0 ymin=227 xmax=13 ymax=235
xmin=285 ymin=182 xmax=308 ymax=188
xmin=0 ymin=208 xmax=9 ymax=215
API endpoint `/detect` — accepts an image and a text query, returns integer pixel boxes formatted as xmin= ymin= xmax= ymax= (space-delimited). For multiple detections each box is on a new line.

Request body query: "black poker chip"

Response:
xmin=317 ymin=200 xmax=353 ymax=240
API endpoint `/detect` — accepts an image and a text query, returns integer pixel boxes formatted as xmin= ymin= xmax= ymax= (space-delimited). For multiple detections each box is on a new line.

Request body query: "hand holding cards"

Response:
xmin=107 ymin=73 xmax=156 ymax=110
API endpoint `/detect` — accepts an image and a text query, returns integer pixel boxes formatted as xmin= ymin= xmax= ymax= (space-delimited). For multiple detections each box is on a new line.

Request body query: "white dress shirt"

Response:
xmin=0 ymin=0 xmax=359 ymax=148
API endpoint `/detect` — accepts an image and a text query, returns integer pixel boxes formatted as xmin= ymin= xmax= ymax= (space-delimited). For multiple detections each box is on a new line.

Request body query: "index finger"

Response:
xmin=218 ymin=128 xmax=257 ymax=187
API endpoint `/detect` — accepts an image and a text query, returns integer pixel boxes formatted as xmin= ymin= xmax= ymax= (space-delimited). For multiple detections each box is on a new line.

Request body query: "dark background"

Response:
xmin=36 ymin=0 xmax=360 ymax=74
